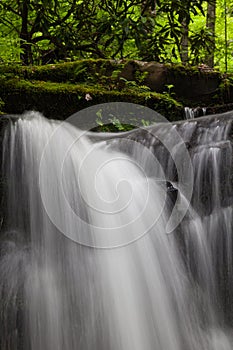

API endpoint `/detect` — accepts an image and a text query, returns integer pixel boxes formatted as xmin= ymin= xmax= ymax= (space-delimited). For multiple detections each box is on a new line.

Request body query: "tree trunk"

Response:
xmin=206 ymin=0 xmax=216 ymax=68
xmin=20 ymin=0 xmax=32 ymax=65
xmin=180 ymin=17 xmax=189 ymax=64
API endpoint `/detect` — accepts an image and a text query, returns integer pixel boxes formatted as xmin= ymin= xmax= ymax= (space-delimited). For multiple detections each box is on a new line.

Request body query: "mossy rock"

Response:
xmin=0 ymin=78 xmax=183 ymax=121
xmin=122 ymin=61 xmax=222 ymax=104
xmin=24 ymin=59 xmax=120 ymax=83
xmin=0 ymin=59 xmax=123 ymax=84
xmin=1 ymin=58 xmax=228 ymax=118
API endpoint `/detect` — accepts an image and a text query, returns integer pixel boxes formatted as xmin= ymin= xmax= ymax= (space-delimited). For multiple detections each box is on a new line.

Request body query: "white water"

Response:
xmin=1 ymin=112 xmax=233 ymax=349
xmin=184 ymin=107 xmax=207 ymax=119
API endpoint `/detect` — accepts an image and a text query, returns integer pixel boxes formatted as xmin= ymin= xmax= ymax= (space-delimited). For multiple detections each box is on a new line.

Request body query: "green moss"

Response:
xmin=164 ymin=62 xmax=221 ymax=79
xmin=0 ymin=59 xmax=121 ymax=84
xmin=0 ymin=77 xmax=183 ymax=121
xmin=0 ymin=59 xmax=223 ymax=82
xmin=3 ymin=59 xmax=224 ymax=120
xmin=0 ymin=63 xmax=24 ymax=80
xmin=24 ymin=59 xmax=121 ymax=83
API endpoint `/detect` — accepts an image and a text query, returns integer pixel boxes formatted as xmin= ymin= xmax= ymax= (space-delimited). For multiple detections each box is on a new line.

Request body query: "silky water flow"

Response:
xmin=0 ymin=111 xmax=233 ymax=350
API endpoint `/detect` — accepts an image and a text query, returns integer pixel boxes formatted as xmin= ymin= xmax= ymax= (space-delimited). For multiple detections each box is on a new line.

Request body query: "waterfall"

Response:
xmin=185 ymin=107 xmax=195 ymax=119
xmin=184 ymin=107 xmax=208 ymax=119
xmin=0 ymin=111 xmax=233 ymax=350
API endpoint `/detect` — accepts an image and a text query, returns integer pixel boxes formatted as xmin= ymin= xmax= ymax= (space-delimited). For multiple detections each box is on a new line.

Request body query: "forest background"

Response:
xmin=0 ymin=0 xmax=232 ymax=72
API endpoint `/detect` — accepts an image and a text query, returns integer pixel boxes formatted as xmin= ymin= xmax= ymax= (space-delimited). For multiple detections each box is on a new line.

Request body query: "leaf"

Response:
xmin=141 ymin=16 xmax=147 ymax=24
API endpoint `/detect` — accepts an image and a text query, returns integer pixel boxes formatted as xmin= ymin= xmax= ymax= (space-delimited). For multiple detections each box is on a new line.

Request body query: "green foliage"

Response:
xmin=189 ymin=27 xmax=214 ymax=64
xmin=0 ymin=0 xmax=232 ymax=75
xmin=0 ymin=70 xmax=183 ymax=120
xmin=119 ymin=77 xmax=152 ymax=96
xmin=141 ymin=119 xmax=151 ymax=126
xmin=94 ymin=107 xmax=154 ymax=132
xmin=163 ymin=84 xmax=175 ymax=97
xmin=217 ymin=75 xmax=233 ymax=101
xmin=134 ymin=70 xmax=149 ymax=84
xmin=0 ymin=0 xmax=229 ymax=71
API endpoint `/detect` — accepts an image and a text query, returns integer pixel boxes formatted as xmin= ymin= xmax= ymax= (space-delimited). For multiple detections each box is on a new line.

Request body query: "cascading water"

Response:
xmin=184 ymin=107 xmax=207 ymax=119
xmin=0 ymin=110 xmax=233 ymax=350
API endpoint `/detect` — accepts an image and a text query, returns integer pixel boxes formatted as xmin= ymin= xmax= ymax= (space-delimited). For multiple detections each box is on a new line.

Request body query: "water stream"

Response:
xmin=184 ymin=107 xmax=207 ymax=119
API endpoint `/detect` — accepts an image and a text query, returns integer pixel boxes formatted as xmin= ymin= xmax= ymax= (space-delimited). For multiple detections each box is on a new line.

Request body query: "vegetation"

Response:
xmin=0 ymin=0 xmax=232 ymax=122
xmin=1 ymin=57 xmax=232 ymax=119
xmin=0 ymin=62 xmax=183 ymax=120
xmin=0 ymin=0 xmax=232 ymax=72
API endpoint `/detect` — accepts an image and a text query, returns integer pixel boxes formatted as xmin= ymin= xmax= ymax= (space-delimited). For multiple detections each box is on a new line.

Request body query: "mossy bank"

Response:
xmin=0 ymin=59 xmax=232 ymax=121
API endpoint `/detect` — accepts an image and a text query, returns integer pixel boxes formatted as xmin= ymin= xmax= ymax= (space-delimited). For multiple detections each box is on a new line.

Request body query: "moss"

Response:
xmin=2 ymin=59 xmax=225 ymax=119
xmin=0 ymin=60 xmax=108 ymax=84
xmin=0 ymin=59 xmax=224 ymax=82
xmin=0 ymin=59 xmax=223 ymax=104
xmin=0 ymin=63 xmax=24 ymax=80
xmin=4 ymin=59 xmax=121 ymax=84
xmin=164 ymin=63 xmax=221 ymax=79
xmin=0 ymin=77 xmax=183 ymax=121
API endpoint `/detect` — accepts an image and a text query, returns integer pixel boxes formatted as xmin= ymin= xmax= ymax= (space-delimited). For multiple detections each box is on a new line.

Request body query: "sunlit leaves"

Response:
xmin=0 ymin=0 xmax=231 ymax=71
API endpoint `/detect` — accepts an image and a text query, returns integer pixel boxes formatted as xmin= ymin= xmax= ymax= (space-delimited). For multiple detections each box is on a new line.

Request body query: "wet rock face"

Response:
xmin=108 ymin=111 xmax=233 ymax=217
xmin=122 ymin=111 xmax=233 ymax=325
